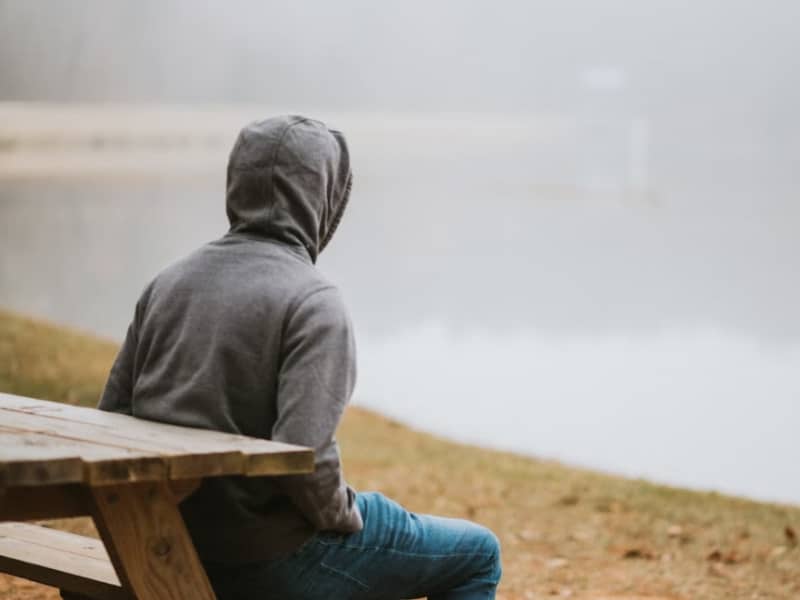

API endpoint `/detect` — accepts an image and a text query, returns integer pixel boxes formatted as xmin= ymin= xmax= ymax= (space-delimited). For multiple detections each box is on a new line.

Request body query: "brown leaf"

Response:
xmin=707 ymin=549 xmax=746 ymax=564
xmin=723 ymin=551 xmax=747 ymax=565
xmin=623 ymin=547 xmax=656 ymax=560
xmin=707 ymin=549 xmax=723 ymax=562
xmin=785 ymin=526 xmax=797 ymax=546
xmin=594 ymin=499 xmax=625 ymax=513
xmin=557 ymin=494 xmax=580 ymax=507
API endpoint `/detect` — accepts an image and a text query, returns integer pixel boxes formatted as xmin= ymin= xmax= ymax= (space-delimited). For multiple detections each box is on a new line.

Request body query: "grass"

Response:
xmin=1 ymin=308 xmax=798 ymax=599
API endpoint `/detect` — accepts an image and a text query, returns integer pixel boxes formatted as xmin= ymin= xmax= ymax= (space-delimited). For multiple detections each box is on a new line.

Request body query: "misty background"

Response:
xmin=1 ymin=1 xmax=798 ymax=503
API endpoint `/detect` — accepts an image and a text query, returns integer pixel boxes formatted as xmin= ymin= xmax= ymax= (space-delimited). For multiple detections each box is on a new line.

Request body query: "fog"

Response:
xmin=2 ymin=1 xmax=799 ymax=120
xmin=1 ymin=1 xmax=798 ymax=503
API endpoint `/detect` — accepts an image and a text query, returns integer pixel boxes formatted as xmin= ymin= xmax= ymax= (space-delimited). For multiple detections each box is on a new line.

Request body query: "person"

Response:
xmin=98 ymin=115 xmax=502 ymax=599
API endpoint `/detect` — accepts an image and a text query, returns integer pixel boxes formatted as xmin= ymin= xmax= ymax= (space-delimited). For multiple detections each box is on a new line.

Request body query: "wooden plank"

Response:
xmin=0 ymin=522 xmax=130 ymax=600
xmin=0 ymin=484 xmax=91 ymax=521
xmin=246 ymin=446 xmax=315 ymax=476
xmin=0 ymin=407 xmax=244 ymax=480
xmin=0 ymin=393 xmax=314 ymax=480
xmin=0 ymin=430 xmax=85 ymax=486
xmin=0 ymin=521 xmax=108 ymax=561
xmin=0 ymin=429 xmax=165 ymax=487
xmin=91 ymin=481 xmax=217 ymax=600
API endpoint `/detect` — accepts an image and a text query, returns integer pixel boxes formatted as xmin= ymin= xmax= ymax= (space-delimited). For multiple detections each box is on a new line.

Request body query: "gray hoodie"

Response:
xmin=98 ymin=115 xmax=363 ymax=563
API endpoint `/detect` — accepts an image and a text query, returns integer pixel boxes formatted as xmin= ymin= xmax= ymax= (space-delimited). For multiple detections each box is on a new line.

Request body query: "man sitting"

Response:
xmin=99 ymin=115 xmax=502 ymax=599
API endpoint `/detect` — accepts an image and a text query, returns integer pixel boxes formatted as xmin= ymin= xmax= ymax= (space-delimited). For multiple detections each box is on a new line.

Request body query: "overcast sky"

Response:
xmin=1 ymin=0 xmax=798 ymax=127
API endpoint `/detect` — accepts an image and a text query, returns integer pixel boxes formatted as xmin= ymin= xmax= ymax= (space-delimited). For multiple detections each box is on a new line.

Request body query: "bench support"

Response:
xmin=0 ymin=522 xmax=129 ymax=600
xmin=90 ymin=481 xmax=216 ymax=600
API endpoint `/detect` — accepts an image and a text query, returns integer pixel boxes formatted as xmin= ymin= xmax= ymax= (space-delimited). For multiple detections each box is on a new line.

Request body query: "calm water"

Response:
xmin=2 ymin=128 xmax=798 ymax=504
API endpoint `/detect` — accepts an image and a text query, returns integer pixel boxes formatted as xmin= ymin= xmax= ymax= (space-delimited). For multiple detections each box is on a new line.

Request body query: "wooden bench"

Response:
xmin=0 ymin=392 xmax=314 ymax=600
xmin=0 ymin=521 xmax=128 ymax=600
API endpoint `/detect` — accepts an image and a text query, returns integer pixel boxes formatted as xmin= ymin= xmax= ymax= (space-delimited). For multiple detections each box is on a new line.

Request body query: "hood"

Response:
xmin=226 ymin=115 xmax=353 ymax=263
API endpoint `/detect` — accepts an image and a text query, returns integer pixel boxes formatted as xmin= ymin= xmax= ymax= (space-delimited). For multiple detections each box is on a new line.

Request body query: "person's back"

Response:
xmin=100 ymin=115 xmax=501 ymax=599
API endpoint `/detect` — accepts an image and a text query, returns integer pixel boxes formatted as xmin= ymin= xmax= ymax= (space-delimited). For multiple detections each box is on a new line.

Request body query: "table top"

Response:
xmin=0 ymin=393 xmax=314 ymax=488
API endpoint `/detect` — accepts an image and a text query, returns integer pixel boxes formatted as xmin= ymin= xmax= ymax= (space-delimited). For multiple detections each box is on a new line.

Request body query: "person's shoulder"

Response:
xmin=282 ymin=263 xmax=352 ymax=328
xmin=135 ymin=240 xmax=220 ymax=305
xmin=146 ymin=241 xmax=213 ymax=287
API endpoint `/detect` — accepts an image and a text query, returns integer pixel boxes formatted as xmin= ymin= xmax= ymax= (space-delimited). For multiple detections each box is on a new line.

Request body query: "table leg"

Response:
xmin=90 ymin=482 xmax=216 ymax=600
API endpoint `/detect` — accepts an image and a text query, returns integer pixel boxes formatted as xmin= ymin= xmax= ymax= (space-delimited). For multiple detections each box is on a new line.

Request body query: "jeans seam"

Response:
xmin=319 ymin=561 xmax=370 ymax=590
xmin=317 ymin=539 xmax=497 ymax=560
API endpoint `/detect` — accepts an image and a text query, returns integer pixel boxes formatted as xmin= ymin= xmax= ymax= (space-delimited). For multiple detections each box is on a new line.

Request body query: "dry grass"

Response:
xmin=1 ymin=308 xmax=798 ymax=599
xmin=0 ymin=309 xmax=118 ymax=406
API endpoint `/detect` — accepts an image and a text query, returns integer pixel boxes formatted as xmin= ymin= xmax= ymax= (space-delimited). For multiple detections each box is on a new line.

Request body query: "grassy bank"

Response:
xmin=1 ymin=308 xmax=798 ymax=599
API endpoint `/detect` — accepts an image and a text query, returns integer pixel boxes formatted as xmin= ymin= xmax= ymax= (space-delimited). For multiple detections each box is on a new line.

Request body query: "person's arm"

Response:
xmin=97 ymin=302 xmax=141 ymax=415
xmin=271 ymin=286 xmax=363 ymax=533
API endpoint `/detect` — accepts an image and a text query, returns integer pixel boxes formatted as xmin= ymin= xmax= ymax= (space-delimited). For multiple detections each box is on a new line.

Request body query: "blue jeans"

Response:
xmin=204 ymin=492 xmax=502 ymax=599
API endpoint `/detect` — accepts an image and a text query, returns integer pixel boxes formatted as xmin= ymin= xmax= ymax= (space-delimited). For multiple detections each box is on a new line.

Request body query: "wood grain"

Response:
xmin=0 ymin=408 xmax=244 ymax=480
xmin=0 ymin=393 xmax=314 ymax=484
xmin=0 ymin=521 xmax=130 ymax=600
xmin=0 ymin=429 xmax=165 ymax=487
xmin=91 ymin=481 xmax=217 ymax=600
xmin=0 ymin=430 xmax=84 ymax=487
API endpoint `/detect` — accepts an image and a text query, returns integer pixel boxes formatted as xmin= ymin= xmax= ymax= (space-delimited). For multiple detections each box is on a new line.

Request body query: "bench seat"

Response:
xmin=0 ymin=521 xmax=131 ymax=600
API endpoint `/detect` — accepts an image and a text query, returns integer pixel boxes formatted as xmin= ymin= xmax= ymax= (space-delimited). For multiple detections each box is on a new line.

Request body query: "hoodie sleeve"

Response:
xmin=271 ymin=286 xmax=363 ymax=534
xmin=97 ymin=304 xmax=140 ymax=415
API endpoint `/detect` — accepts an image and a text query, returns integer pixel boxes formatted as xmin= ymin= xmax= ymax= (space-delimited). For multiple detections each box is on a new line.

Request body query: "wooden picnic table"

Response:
xmin=0 ymin=392 xmax=314 ymax=600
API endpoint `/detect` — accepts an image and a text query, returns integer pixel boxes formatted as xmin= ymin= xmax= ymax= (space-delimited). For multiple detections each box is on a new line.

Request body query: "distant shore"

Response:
xmin=0 ymin=103 xmax=574 ymax=179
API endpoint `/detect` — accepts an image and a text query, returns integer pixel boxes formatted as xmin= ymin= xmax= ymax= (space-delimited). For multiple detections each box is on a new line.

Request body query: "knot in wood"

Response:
xmin=150 ymin=536 xmax=172 ymax=558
